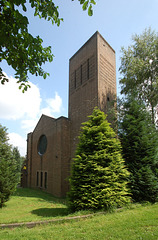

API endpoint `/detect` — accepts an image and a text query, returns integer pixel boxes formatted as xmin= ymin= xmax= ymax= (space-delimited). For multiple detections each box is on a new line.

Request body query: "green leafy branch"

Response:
xmin=0 ymin=0 xmax=96 ymax=91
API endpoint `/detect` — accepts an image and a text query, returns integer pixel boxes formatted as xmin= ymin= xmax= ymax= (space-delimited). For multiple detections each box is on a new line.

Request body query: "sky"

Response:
xmin=1 ymin=0 xmax=158 ymax=156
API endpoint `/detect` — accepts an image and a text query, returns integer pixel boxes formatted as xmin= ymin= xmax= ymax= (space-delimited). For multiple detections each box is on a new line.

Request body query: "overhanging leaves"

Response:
xmin=0 ymin=0 xmax=96 ymax=91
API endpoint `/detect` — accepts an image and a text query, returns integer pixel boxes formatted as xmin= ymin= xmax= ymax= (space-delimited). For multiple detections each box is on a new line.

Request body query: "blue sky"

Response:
xmin=0 ymin=0 xmax=158 ymax=156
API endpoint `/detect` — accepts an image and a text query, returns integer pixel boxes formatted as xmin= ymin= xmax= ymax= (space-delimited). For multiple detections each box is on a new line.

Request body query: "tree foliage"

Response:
xmin=68 ymin=107 xmax=130 ymax=212
xmin=119 ymin=28 xmax=158 ymax=124
xmin=12 ymin=147 xmax=25 ymax=182
xmin=119 ymin=96 xmax=158 ymax=203
xmin=0 ymin=0 xmax=96 ymax=92
xmin=0 ymin=124 xmax=19 ymax=207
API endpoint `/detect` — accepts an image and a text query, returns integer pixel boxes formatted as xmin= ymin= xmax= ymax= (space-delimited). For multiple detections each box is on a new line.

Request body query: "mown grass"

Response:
xmin=0 ymin=188 xmax=158 ymax=240
xmin=0 ymin=188 xmax=93 ymax=224
xmin=0 ymin=188 xmax=71 ymax=224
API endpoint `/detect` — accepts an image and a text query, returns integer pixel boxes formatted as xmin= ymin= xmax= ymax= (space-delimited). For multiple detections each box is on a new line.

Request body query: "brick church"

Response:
xmin=24 ymin=32 xmax=116 ymax=197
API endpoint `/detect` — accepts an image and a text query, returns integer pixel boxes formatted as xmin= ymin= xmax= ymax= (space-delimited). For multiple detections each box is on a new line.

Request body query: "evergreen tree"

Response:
xmin=12 ymin=147 xmax=24 ymax=183
xmin=68 ymin=107 xmax=130 ymax=212
xmin=0 ymin=124 xmax=18 ymax=207
xmin=119 ymin=96 xmax=158 ymax=203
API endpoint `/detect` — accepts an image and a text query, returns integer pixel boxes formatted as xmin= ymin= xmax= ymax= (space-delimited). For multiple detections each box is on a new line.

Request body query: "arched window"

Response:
xmin=37 ymin=135 xmax=47 ymax=155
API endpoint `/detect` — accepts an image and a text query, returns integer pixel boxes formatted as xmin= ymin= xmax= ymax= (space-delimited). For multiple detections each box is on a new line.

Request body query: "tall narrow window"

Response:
xmin=38 ymin=135 xmax=47 ymax=156
xmin=44 ymin=172 xmax=47 ymax=189
xmin=40 ymin=172 xmax=43 ymax=188
xmin=74 ymin=70 xmax=76 ymax=89
xmin=87 ymin=58 xmax=89 ymax=79
xmin=36 ymin=172 xmax=39 ymax=187
xmin=81 ymin=65 xmax=82 ymax=84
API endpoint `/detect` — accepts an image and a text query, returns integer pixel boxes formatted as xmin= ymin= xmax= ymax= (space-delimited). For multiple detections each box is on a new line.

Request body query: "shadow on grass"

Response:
xmin=31 ymin=207 xmax=70 ymax=218
xmin=14 ymin=188 xmax=67 ymax=204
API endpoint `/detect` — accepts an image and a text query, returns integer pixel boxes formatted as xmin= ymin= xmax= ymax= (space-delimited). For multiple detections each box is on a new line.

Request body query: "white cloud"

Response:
xmin=45 ymin=92 xmax=62 ymax=113
xmin=38 ymin=92 xmax=62 ymax=118
xmin=9 ymin=132 xmax=26 ymax=157
xmin=40 ymin=107 xmax=52 ymax=117
xmin=0 ymin=73 xmax=62 ymax=125
xmin=0 ymin=73 xmax=41 ymax=120
xmin=21 ymin=118 xmax=39 ymax=133
xmin=21 ymin=92 xmax=62 ymax=131
xmin=0 ymin=74 xmax=63 ymax=155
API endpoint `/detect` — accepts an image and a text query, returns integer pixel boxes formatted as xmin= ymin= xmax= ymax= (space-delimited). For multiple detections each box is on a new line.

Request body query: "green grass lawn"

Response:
xmin=0 ymin=188 xmax=158 ymax=240
xmin=0 ymin=187 xmax=71 ymax=224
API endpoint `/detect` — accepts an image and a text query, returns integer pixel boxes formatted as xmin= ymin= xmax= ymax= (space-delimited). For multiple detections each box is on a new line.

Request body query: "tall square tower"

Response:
xmin=69 ymin=31 xmax=116 ymax=158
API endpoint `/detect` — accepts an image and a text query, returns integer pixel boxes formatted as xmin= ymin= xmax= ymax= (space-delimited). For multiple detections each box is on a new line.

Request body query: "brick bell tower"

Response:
xmin=68 ymin=31 xmax=116 ymax=159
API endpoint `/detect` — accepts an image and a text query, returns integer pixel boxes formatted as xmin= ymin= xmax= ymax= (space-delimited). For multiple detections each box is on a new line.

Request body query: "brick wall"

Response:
xmin=27 ymin=115 xmax=70 ymax=197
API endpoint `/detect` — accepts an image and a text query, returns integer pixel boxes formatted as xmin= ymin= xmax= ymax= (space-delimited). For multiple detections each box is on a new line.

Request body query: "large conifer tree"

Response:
xmin=0 ymin=124 xmax=18 ymax=207
xmin=68 ymin=108 xmax=130 ymax=212
xmin=119 ymin=97 xmax=158 ymax=203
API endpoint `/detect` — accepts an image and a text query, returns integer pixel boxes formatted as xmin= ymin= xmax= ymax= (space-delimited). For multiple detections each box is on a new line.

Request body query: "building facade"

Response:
xmin=25 ymin=32 xmax=116 ymax=197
